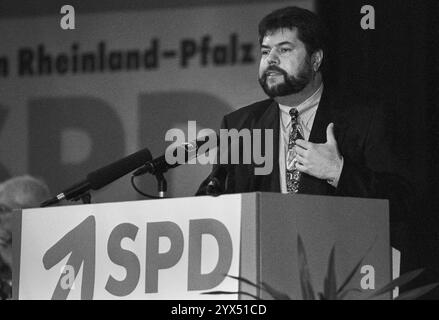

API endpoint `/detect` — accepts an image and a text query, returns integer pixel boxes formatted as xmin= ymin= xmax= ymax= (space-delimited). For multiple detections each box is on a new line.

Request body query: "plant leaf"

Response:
xmin=323 ymin=245 xmax=337 ymax=300
xmin=337 ymin=237 xmax=377 ymax=295
xmin=261 ymin=281 xmax=292 ymax=300
xmin=337 ymin=288 xmax=362 ymax=300
xmin=227 ymin=275 xmax=261 ymax=290
xmin=202 ymin=290 xmax=261 ymax=300
xmin=336 ymin=258 xmax=364 ymax=295
xmin=368 ymin=268 xmax=425 ymax=299
xmin=227 ymin=274 xmax=292 ymax=300
xmin=395 ymin=283 xmax=439 ymax=300
xmin=297 ymin=234 xmax=316 ymax=300
xmin=226 ymin=275 xmax=279 ymax=299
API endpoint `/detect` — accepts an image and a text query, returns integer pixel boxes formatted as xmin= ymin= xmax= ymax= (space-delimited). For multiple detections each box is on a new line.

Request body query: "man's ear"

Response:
xmin=311 ymin=50 xmax=323 ymax=72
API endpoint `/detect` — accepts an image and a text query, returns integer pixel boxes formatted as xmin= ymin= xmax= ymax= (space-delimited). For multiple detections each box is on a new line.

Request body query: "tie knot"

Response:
xmin=289 ymin=108 xmax=299 ymax=121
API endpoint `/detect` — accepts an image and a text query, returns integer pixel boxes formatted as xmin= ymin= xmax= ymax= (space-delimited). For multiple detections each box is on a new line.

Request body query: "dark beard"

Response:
xmin=258 ymin=61 xmax=312 ymax=98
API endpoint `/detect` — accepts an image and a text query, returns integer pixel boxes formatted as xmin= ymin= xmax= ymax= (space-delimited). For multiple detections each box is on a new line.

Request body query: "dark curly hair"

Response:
xmin=258 ymin=6 xmax=326 ymax=56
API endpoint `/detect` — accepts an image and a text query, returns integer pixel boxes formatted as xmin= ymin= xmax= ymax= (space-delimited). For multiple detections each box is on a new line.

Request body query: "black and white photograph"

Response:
xmin=0 ymin=0 xmax=438 ymax=308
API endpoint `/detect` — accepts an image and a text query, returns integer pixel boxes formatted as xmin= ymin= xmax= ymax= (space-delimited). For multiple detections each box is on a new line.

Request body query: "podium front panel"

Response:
xmin=14 ymin=195 xmax=243 ymax=300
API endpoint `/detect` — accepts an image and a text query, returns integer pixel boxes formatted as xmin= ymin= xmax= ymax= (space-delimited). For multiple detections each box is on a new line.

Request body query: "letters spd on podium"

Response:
xmin=13 ymin=195 xmax=242 ymax=299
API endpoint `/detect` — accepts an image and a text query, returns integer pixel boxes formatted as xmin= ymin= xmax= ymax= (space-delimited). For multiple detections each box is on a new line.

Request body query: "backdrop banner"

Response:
xmin=0 ymin=0 xmax=313 ymax=203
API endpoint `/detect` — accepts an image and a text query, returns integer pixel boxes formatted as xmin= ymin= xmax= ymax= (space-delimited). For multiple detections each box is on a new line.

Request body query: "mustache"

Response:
xmin=263 ymin=66 xmax=287 ymax=75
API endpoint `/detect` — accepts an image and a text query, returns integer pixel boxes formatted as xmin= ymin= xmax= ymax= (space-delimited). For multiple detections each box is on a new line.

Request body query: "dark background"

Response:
xmin=317 ymin=0 xmax=439 ymax=298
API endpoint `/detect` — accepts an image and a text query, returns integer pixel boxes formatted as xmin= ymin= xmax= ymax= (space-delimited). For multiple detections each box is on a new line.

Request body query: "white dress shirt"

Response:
xmin=278 ymin=84 xmax=323 ymax=193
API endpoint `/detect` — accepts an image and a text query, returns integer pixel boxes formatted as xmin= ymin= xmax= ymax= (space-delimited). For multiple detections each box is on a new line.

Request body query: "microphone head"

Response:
xmin=87 ymin=148 xmax=152 ymax=190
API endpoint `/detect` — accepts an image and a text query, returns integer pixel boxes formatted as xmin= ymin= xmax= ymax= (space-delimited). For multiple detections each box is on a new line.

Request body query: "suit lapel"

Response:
xmin=309 ymin=87 xmax=333 ymax=143
xmin=300 ymin=87 xmax=348 ymax=194
xmin=309 ymin=86 xmax=348 ymax=147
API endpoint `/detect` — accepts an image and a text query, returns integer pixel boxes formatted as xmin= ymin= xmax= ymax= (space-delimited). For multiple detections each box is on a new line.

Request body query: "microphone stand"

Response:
xmin=155 ymin=171 xmax=167 ymax=198
xmin=72 ymin=192 xmax=92 ymax=204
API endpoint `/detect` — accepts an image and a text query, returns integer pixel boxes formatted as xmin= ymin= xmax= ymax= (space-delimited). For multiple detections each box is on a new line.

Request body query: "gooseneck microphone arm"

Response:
xmin=132 ymin=154 xmax=177 ymax=176
xmin=132 ymin=136 xmax=216 ymax=177
xmin=131 ymin=134 xmax=219 ymax=198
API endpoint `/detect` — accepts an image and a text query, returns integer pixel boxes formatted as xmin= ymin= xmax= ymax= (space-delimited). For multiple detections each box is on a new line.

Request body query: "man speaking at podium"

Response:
xmin=197 ymin=6 xmax=412 ymax=248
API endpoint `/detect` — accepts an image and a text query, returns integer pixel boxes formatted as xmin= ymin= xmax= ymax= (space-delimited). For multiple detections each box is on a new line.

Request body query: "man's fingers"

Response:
xmin=326 ymin=123 xmax=337 ymax=145
xmin=295 ymin=162 xmax=307 ymax=173
xmin=295 ymin=139 xmax=310 ymax=149
xmin=294 ymin=145 xmax=307 ymax=157
xmin=295 ymin=154 xmax=306 ymax=164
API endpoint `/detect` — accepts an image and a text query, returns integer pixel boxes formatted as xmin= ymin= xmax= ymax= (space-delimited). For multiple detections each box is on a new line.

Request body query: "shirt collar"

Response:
xmin=278 ymin=83 xmax=324 ymax=127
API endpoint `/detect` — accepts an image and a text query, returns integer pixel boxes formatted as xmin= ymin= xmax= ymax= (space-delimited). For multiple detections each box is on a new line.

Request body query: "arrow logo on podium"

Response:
xmin=42 ymin=215 xmax=96 ymax=300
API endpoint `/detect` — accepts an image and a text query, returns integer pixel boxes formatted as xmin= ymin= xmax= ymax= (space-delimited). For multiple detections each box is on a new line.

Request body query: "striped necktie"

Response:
xmin=286 ymin=108 xmax=304 ymax=193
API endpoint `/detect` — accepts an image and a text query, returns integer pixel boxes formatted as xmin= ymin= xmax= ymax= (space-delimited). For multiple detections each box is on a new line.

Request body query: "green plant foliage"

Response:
xmin=0 ymin=278 xmax=11 ymax=300
xmin=204 ymin=234 xmax=438 ymax=300
xmin=297 ymin=235 xmax=316 ymax=300
xmin=368 ymin=268 xmax=439 ymax=300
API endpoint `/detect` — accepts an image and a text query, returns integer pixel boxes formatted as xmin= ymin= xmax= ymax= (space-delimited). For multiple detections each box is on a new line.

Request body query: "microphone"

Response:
xmin=195 ymin=165 xmax=227 ymax=196
xmin=132 ymin=134 xmax=218 ymax=177
xmin=194 ymin=131 xmax=243 ymax=196
xmin=41 ymin=148 xmax=152 ymax=207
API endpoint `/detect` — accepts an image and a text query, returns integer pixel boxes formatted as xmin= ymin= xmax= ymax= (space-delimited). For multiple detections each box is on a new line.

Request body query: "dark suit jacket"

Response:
xmin=197 ymin=87 xmax=412 ymax=248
